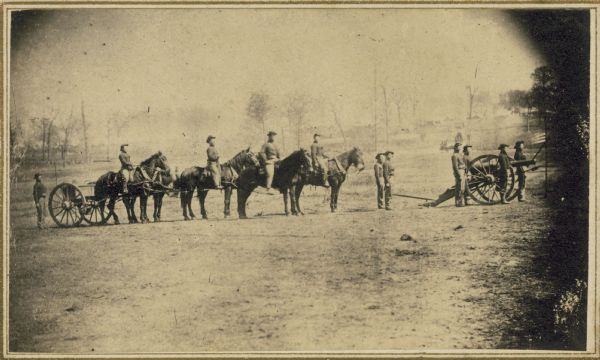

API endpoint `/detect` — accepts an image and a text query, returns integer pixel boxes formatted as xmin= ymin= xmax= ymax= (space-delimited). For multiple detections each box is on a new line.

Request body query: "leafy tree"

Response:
xmin=246 ymin=92 xmax=271 ymax=134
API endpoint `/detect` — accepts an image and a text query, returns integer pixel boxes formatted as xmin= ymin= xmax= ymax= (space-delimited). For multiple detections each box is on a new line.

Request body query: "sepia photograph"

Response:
xmin=3 ymin=2 xmax=597 ymax=356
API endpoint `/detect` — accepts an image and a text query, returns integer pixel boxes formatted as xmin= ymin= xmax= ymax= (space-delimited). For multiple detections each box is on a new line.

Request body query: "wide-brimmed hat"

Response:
xmin=267 ymin=131 xmax=277 ymax=136
xmin=375 ymin=153 xmax=384 ymax=160
xmin=498 ymin=144 xmax=509 ymax=150
xmin=454 ymin=142 xmax=462 ymax=149
xmin=314 ymin=133 xmax=321 ymax=137
xmin=514 ymin=140 xmax=525 ymax=149
xmin=206 ymin=135 xmax=216 ymax=143
xmin=385 ymin=150 xmax=394 ymax=155
xmin=120 ymin=144 xmax=128 ymax=149
xmin=33 ymin=173 xmax=41 ymax=179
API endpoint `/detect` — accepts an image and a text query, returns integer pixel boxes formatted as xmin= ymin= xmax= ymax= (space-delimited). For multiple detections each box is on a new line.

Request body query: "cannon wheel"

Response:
xmin=466 ymin=154 xmax=515 ymax=205
xmin=48 ymin=183 xmax=86 ymax=227
xmin=81 ymin=197 xmax=110 ymax=225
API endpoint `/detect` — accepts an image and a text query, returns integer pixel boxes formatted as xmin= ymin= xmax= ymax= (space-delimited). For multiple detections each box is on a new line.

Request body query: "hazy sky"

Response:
xmin=10 ymin=8 xmax=542 ymax=151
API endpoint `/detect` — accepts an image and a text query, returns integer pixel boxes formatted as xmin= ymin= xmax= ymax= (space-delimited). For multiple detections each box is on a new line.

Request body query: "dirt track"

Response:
xmin=8 ymin=151 xmax=557 ymax=352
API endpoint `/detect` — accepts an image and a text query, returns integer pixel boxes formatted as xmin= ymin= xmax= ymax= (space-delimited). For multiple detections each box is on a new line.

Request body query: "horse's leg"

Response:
xmin=198 ymin=190 xmax=209 ymax=219
xmin=142 ymin=194 xmax=149 ymax=223
xmin=180 ymin=190 xmax=190 ymax=220
xmin=130 ymin=196 xmax=139 ymax=223
xmin=223 ymin=186 xmax=232 ymax=218
xmin=237 ymin=189 xmax=249 ymax=219
xmin=290 ymin=187 xmax=299 ymax=216
xmin=109 ymin=197 xmax=120 ymax=225
xmin=283 ymin=189 xmax=290 ymax=216
xmin=295 ymin=183 xmax=305 ymax=215
xmin=153 ymin=194 xmax=159 ymax=222
xmin=157 ymin=194 xmax=164 ymax=221
xmin=333 ymin=184 xmax=341 ymax=212
xmin=330 ymin=184 xmax=337 ymax=213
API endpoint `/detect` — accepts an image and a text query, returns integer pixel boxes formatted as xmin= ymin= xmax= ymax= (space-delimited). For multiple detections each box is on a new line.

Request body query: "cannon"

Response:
xmin=394 ymin=148 xmax=540 ymax=206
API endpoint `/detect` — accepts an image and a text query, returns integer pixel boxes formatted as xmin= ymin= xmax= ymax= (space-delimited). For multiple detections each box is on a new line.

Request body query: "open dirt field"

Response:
xmin=8 ymin=150 xmax=560 ymax=352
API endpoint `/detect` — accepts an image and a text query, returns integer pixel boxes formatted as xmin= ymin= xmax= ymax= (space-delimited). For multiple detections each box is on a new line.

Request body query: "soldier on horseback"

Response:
xmin=259 ymin=131 xmax=281 ymax=194
xmin=310 ymin=133 xmax=330 ymax=188
xmin=119 ymin=144 xmax=134 ymax=194
xmin=206 ymin=135 xmax=223 ymax=190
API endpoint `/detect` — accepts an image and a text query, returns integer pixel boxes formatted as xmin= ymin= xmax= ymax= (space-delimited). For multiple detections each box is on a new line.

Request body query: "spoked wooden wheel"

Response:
xmin=466 ymin=155 xmax=515 ymax=205
xmin=48 ymin=183 xmax=86 ymax=227
xmin=81 ymin=198 xmax=110 ymax=225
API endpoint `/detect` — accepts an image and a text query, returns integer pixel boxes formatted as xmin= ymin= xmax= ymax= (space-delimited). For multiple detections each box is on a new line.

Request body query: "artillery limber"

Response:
xmin=48 ymin=182 xmax=111 ymax=227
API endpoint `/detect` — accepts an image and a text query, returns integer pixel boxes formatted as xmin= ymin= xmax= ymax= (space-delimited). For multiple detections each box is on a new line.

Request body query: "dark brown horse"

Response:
xmin=294 ymin=147 xmax=365 ymax=214
xmin=151 ymin=168 xmax=174 ymax=222
xmin=235 ymin=149 xmax=312 ymax=219
xmin=173 ymin=148 xmax=259 ymax=220
xmin=94 ymin=152 xmax=170 ymax=224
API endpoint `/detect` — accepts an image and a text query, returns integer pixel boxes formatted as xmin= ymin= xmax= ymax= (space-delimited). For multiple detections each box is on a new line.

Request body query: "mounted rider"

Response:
xmin=259 ymin=131 xmax=281 ymax=194
xmin=206 ymin=135 xmax=223 ymax=190
xmin=310 ymin=133 xmax=330 ymax=188
xmin=119 ymin=144 xmax=134 ymax=193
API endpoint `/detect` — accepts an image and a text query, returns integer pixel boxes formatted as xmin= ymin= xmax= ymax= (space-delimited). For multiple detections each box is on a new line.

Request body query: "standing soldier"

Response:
xmin=513 ymin=140 xmax=526 ymax=202
xmin=119 ymin=144 xmax=134 ymax=194
xmin=260 ymin=131 xmax=281 ymax=193
xmin=382 ymin=151 xmax=395 ymax=210
xmin=374 ymin=153 xmax=385 ymax=209
xmin=462 ymin=144 xmax=472 ymax=206
xmin=206 ymin=135 xmax=223 ymax=189
xmin=33 ymin=173 xmax=47 ymax=229
xmin=451 ymin=142 xmax=466 ymax=207
xmin=498 ymin=143 xmax=511 ymax=204
xmin=310 ymin=133 xmax=330 ymax=188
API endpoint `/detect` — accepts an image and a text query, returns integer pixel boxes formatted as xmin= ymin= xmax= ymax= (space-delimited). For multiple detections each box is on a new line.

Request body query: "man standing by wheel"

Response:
xmin=260 ymin=131 xmax=281 ymax=194
xmin=498 ymin=143 xmax=511 ymax=204
xmin=382 ymin=151 xmax=395 ymax=210
xmin=462 ymin=144 xmax=472 ymax=206
xmin=513 ymin=140 xmax=527 ymax=202
xmin=206 ymin=135 xmax=223 ymax=190
xmin=451 ymin=142 xmax=466 ymax=207
xmin=119 ymin=144 xmax=134 ymax=194
xmin=310 ymin=133 xmax=330 ymax=188
xmin=374 ymin=153 xmax=385 ymax=209
xmin=33 ymin=173 xmax=47 ymax=229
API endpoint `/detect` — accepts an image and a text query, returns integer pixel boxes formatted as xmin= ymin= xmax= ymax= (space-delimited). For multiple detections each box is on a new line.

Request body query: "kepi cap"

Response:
xmin=514 ymin=140 xmax=525 ymax=149
xmin=206 ymin=135 xmax=216 ymax=143
xmin=498 ymin=143 xmax=509 ymax=150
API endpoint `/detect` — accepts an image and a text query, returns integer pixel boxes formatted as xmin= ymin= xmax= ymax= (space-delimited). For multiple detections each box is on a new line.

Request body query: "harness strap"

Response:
xmin=333 ymin=158 xmax=346 ymax=175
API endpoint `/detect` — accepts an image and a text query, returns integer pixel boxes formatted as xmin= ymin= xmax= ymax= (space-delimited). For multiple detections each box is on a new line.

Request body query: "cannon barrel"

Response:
xmin=510 ymin=159 xmax=536 ymax=168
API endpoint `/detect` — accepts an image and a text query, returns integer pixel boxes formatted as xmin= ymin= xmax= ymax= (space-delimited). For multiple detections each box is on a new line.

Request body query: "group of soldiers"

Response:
xmin=373 ymin=151 xmax=395 ymax=210
xmin=451 ymin=140 xmax=527 ymax=207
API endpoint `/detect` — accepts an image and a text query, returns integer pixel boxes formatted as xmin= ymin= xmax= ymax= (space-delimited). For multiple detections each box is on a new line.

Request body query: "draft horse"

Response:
xmin=174 ymin=148 xmax=260 ymax=220
xmin=294 ymin=147 xmax=365 ymax=214
xmin=235 ymin=149 xmax=313 ymax=219
xmin=94 ymin=151 xmax=170 ymax=224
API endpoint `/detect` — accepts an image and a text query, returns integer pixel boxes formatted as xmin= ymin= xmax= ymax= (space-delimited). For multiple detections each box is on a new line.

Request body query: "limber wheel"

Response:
xmin=48 ymin=183 xmax=85 ymax=227
xmin=81 ymin=198 xmax=110 ymax=225
xmin=466 ymin=155 xmax=515 ymax=205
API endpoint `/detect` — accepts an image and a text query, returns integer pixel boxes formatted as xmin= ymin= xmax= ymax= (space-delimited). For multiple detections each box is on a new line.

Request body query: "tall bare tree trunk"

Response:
xmin=373 ymin=67 xmax=378 ymax=153
xmin=81 ymin=100 xmax=89 ymax=163
xmin=41 ymin=120 xmax=47 ymax=161
xmin=331 ymin=106 xmax=347 ymax=148
xmin=381 ymin=86 xmax=390 ymax=147
xmin=47 ymin=120 xmax=54 ymax=162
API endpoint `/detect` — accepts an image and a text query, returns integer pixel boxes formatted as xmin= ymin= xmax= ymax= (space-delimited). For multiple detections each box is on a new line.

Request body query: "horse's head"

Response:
xmin=349 ymin=147 xmax=365 ymax=172
xmin=242 ymin=147 xmax=260 ymax=168
xmin=152 ymin=151 xmax=170 ymax=173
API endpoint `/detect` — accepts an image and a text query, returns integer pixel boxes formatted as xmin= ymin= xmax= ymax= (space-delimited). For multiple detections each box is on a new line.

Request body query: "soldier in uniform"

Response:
xmin=119 ymin=144 xmax=134 ymax=194
xmin=513 ymin=140 xmax=527 ymax=202
xmin=498 ymin=143 xmax=511 ymax=204
xmin=260 ymin=131 xmax=281 ymax=193
xmin=374 ymin=153 xmax=385 ymax=209
xmin=382 ymin=151 xmax=395 ymax=210
xmin=206 ymin=135 xmax=223 ymax=189
xmin=462 ymin=144 xmax=472 ymax=206
xmin=451 ymin=142 xmax=466 ymax=207
xmin=310 ymin=133 xmax=330 ymax=188
xmin=33 ymin=173 xmax=47 ymax=229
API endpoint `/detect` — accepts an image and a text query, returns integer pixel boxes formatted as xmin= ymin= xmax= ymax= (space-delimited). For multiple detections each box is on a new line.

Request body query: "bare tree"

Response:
xmin=59 ymin=106 xmax=78 ymax=163
xmin=392 ymin=88 xmax=402 ymax=127
xmin=381 ymin=85 xmax=390 ymax=146
xmin=286 ymin=93 xmax=310 ymax=148
xmin=246 ymin=92 xmax=271 ymax=134
xmin=329 ymin=102 xmax=347 ymax=148
xmin=81 ymin=100 xmax=89 ymax=163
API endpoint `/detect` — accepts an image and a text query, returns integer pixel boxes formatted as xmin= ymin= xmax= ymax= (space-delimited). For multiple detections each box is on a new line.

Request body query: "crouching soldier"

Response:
xmin=206 ymin=135 xmax=223 ymax=189
xmin=33 ymin=173 xmax=47 ymax=229
xmin=119 ymin=144 xmax=134 ymax=194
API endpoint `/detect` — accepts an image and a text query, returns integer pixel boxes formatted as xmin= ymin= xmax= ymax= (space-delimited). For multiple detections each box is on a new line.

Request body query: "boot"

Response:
xmin=501 ymin=193 xmax=510 ymax=204
xmin=518 ymin=189 xmax=526 ymax=202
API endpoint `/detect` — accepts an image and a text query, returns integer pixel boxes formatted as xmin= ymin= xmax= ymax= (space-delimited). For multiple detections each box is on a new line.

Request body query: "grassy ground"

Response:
xmin=8 ymin=150 xmax=569 ymax=352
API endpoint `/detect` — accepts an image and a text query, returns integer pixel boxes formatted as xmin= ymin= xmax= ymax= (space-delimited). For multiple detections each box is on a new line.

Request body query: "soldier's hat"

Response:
xmin=120 ymin=144 xmax=128 ymax=149
xmin=375 ymin=153 xmax=384 ymax=160
xmin=33 ymin=173 xmax=40 ymax=179
xmin=498 ymin=143 xmax=509 ymax=150
xmin=454 ymin=142 xmax=462 ymax=149
xmin=314 ymin=133 xmax=321 ymax=137
xmin=385 ymin=150 xmax=394 ymax=155
xmin=267 ymin=131 xmax=277 ymax=136
xmin=514 ymin=140 xmax=525 ymax=149
xmin=206 ymin=135 xmax=216 ymax=143
xmin=463 ymin=144 xmax=472 ymax=151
